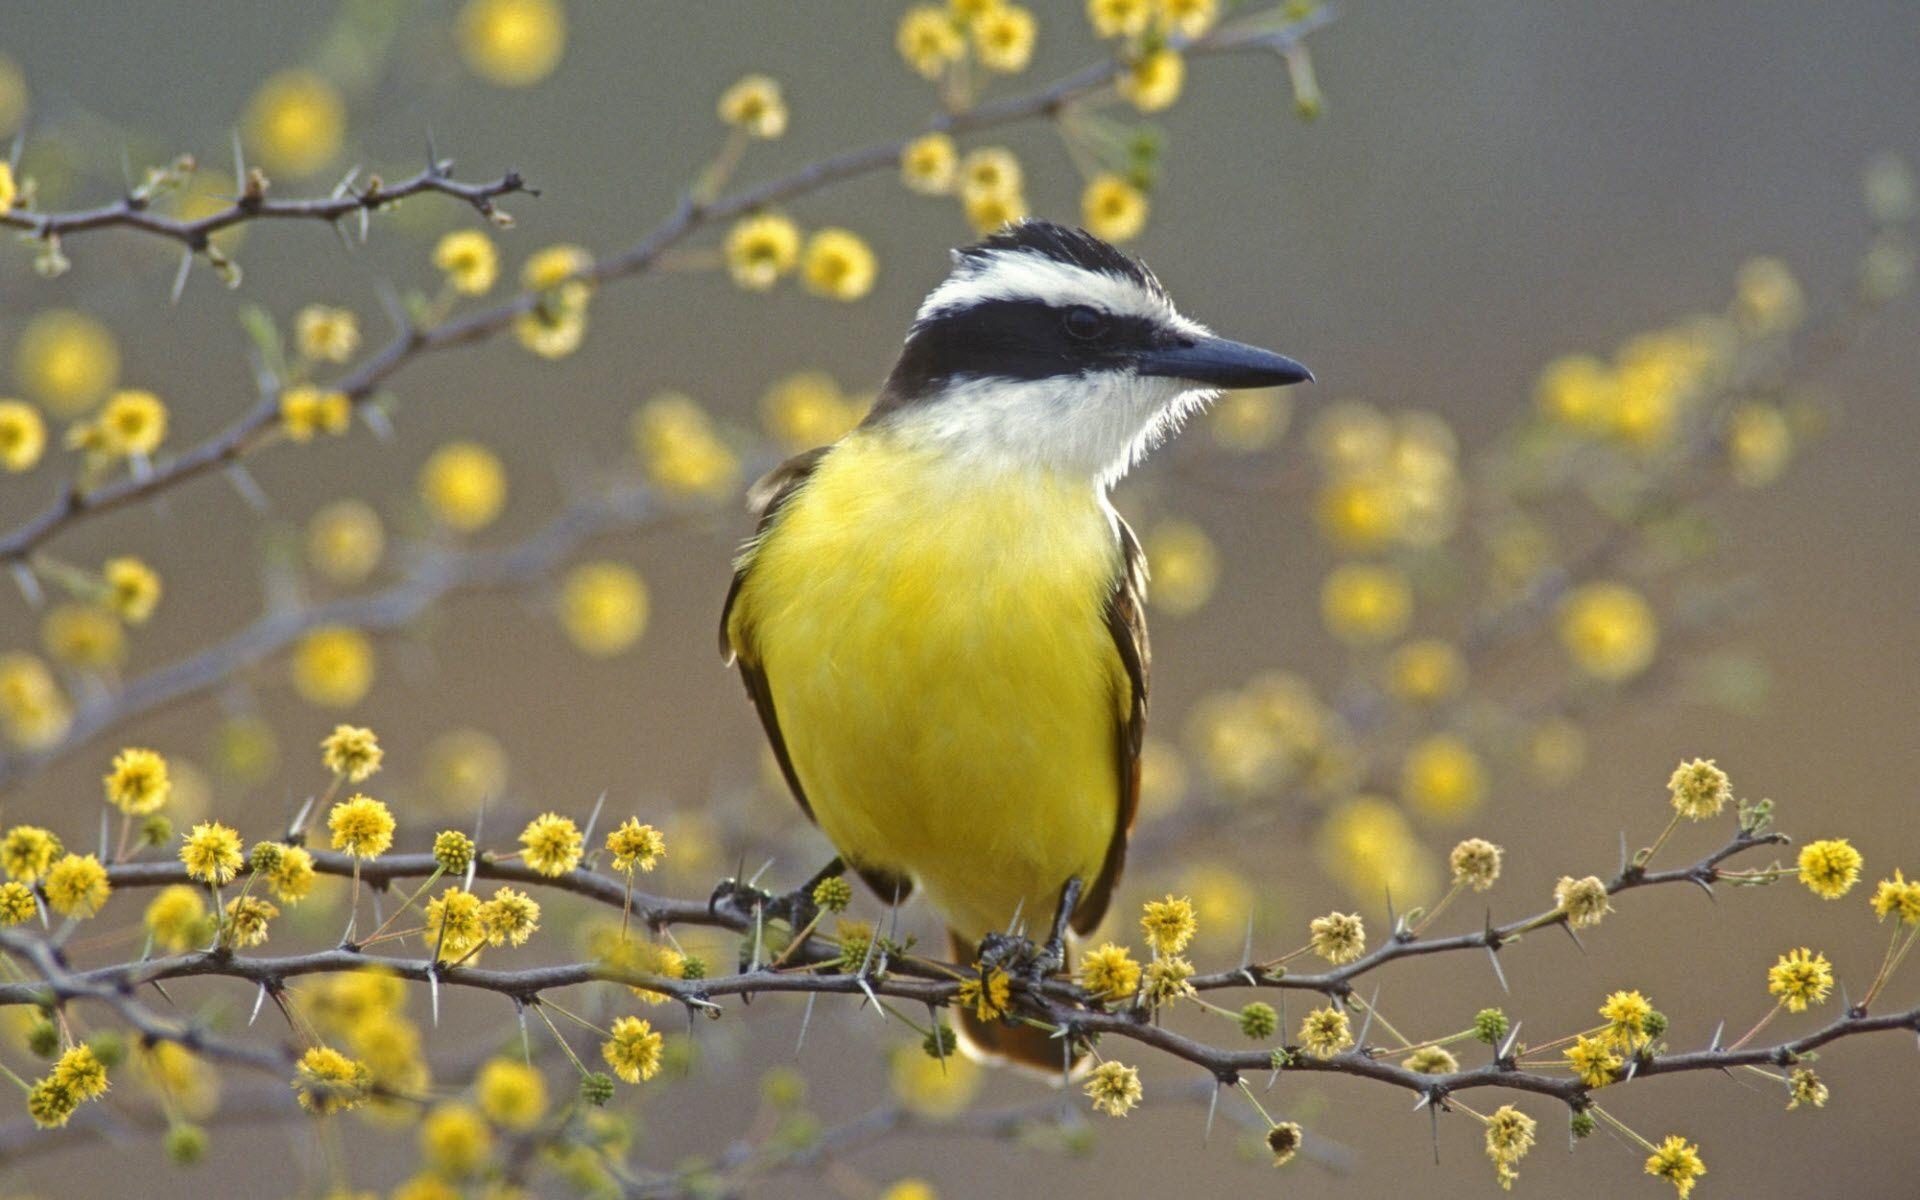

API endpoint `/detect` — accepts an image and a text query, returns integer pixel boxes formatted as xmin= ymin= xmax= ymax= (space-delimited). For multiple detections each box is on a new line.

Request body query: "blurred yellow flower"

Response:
xmin=419 ymin=441 xmax=507 ymax=532
xmin=1733 ymin=256 xmax=1805 ymax=335
xmin=761 ymin=371 xmax=864 ymax=451
xmin=0 ymin=163 xmax=11 ymax=214
xmin=458 ymin=0 xmax=567 ymax=88
xmin=523 ymin=243 xmax=593 ymax=292
xmin=105 ymin=747 xmax=171 ymax=815
xmin=244 ymin=70 xmax=346 ymax=178
xmin=433 ymin=229 xmax=499 ymax=296
xmin=321 ymin=724 xmax=383 ymax=783
xmin=88 ymin=389 xmax=169 ymax=458
xmin=1315 ymin=475 xmax=1405 ymax=552
xmin=1088 ymin=0 xmax=1153 ymax=38
xmin=422 ymin=728 xmax=509 ymax=809
xmin=900 ymin=133 xmax=959 ymax=195
xmin=0 ymin=654 xmax=72 ymax=749
xmin=972 ymin=5 xmax=1037 ymax=73
xmin=717 ymin=74 xmax=788 ymax=139
xmin=1400 ymin=735 xmax=1487 ymax=823
xmin=559 ymin=561 xmax=650 ymax=656
xmin=1134 ymin=737 xmax=1189 ymax=819
xmin=1320 ymin=562 xmax=1413 ymax=646
xmin=1557 ymin=581 xmax=1657 ymax=682
xmin=514 ymin=292 xmax=588 ymax=359
xmin=307 ymin=499 xmax=385 ymax=584
xmin=1119 ymin=48 xmax=1184 ymax=112
xmin=1310 ymin=400 xmax=1392 ymax=471
xmin=12 ymin=310 xmax=119 ymax=416
xmin=1144 ymin=519 xmax=1217 ymax=616
xmin=898 ymin=7 xmax=966 ymax=79
xmin=0 ymin=400 xmax=45 ymax=472
xmin=420 ymin=1103 xmax=493 ymax=1178
xmin=1534 ymin=353 xmax=1616 ymax=433
xmin=1159 ymin=0 xmax=1218 ymax=38
xmin=960 ymin=147 xmax=1023 ymax=201
xmin=1726 ymin=403 xmax=1792 ymax=487
xmin=964 ymin=187 xmax=1028 ymax=234
xmin=293 ymin=1046 xmax=370 ymax=1114
xmin=145 ymin=886 xmax=211 ymax=954
xmin=1315 ymin=795 xmax=1436 ymax=908
xmin=1528 ymin=717 xmax=1586 ymax=787
xmin=723 ymin=213 xmax=802 ymax=291
xmin=42 ymin=604 xmax=124 ymax=670
xmin=802 ymin=228 xmax=878 ymax=301
xmin=1208 ymin=388 xmax=1290 ymax=452
xmin=1386 ymin=638 xmax=1465 ymax=704
xmin=632 ymin=393 xmax=739 ymax=498
xmin=278 ymin=386 xmax=352 ymax=442
xmin=1082 ymin=174 xmax=1148 ymax=243
xmin=293 ymin=625 xmax=375 ymax=708
xmin=889 ymin=1040 xmax=982 ymax=1118
xmin=295 ymin=306 xmax=360 ymax=363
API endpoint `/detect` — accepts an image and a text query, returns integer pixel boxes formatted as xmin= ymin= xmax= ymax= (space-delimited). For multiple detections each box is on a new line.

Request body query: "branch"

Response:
xmin=0 ymin=7 xmax=1335 ymax=571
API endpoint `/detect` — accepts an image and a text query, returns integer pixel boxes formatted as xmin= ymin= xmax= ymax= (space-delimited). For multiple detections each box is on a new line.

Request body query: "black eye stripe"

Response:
xmin=1063 ymin=305 xmax=1108 ymax=340
xmin=879 ymin=298 xmax=1165 ymax=403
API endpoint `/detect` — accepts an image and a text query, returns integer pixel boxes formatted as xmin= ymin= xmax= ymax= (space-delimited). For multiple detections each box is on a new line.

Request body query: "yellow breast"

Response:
xmin=729 ymin=431 xmax=1127 ymax=938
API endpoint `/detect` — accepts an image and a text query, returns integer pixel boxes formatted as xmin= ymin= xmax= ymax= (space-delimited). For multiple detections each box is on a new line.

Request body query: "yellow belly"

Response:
xmin=730 ymin=433 xmax=1127 ymax=939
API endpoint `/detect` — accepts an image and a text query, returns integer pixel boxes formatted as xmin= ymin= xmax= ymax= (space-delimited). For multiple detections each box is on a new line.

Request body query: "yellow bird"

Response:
xmin=722 ymin=221 xmax=1311 ymax=1068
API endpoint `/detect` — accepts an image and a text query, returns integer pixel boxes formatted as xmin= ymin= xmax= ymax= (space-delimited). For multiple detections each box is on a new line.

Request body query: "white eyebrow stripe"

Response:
xmin=913 ymin=248 xmax=1174 ymax=326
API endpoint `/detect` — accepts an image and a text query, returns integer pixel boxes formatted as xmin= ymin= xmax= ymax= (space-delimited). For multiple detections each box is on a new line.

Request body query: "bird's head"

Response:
xmin=869 ymin=219 xmax=1312 ymax=486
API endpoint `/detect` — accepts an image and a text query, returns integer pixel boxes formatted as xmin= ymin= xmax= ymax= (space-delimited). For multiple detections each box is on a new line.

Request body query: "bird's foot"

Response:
xmin=709 ymin=858 xmax=846 ymax=953
xmin=978 ymin=877 xmax=1083 ymax=986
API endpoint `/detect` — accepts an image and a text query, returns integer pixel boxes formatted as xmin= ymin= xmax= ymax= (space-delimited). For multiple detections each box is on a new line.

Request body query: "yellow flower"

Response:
xmin=1119 ymin=48 xmax=1184 ymax=112
xmin=761 ymin=371 xmax=864 ymax=450
xmin=802 ymin=228 xmax=878 ymax=301
xmin=328 ymin=794 xmax=396 ymax=860
xmin=522 ymin=243 xmax=592 ymax=292
xmin=27 ymin=1077 xmax=79 ymax=1129
xmin=1087 ymin=0 xmax=1152 ymax=38
xmin=479 ymin=886 xmax=540 ymax=946
xmin=1767 ymin=947 xmax=1833 ymax=1013
xmin=890 ymin=1039 xmax=982 ymax=1118
xmin=1298 ymin=1005 xmax=1353 ymax=1059
xmin=1 ymin=825 xmax=63 ymax=883
xmin=476 ymin=1058 xmax=547 ymax=1130
xmin=0 ymin=881 xmax=37 ymax=925
xmin=1727 ymin=402 xmax=1793 ymax=486
xmin=1558 ymin=582 xmax=1658 ymax=682
xmin=1644 ymin=1134 xmax=1706 ymax=1199
xmin=420 ymin=1102 xmax=493 ymax=1178
xmin=179 ymin=821 xmax=244 ymax=885
xmin=1265 ymin=1120 xmax=1304 ymax=1168
xmin=1308 ymin=911 xmax=1366 ymax=964
xmin=1387 ymin=639 xmax=1465 ymax=704
xmin=1143 ymin=954 xmax=1195 ymax=1005
xmin=321 ymin=725 xmax=382 ymax=783
xmin=12 ymin=309 xmax=119 ymax=416
xmin=1320 ymin=562 xmax=1413 ymax=646
xmin=419 ymin=441 xmax=507 ymax=532
xmin=434 ymin=229 xmax=499 ymax=296
xmin=514 ymin=291 xmax=589 ymax=359
xmin=292 ymin=1046 xmax=370 ymax=1113
xmin=964 ymin=186 xmax=1028 ymax=234
xmin=1143 ymin=519 xmax=1218 ymax=616
xmin=1400 ymin=734 xmax=1486 ymax=822
xmin=0 ymin=655 xmax=72 ymax=750
xmin=264 ymin=843 xmax=316 ymax=903
xmin=100 ymin=556 xmax=161 ymax=625
xmin=558 ymin=562 xmax=649 ymax=656
xmin=1083 ymin=1060 xmax=1142 ymax=1116
xmin=520 ymin=812 xmax=583 ymax=876
xmin=602 ymin=1016 xmax=664 ymax=1083
xmin=1870 ymin=869 xmax=1920 ymax=925
xmin=92 ymin=389 xmax=169 ymax=457
xmin=42 ymin=603 xmax=124 ymax=670
xmin=1316 ymin=795 xmax=1437 ymax=908
xmin=105 ymin=747 xmax=170 ymax=815
xmin=145 ymin=886 xmax=210 ymax=952
xmin=1081 ymin=174 xmax=1148 ymax=243
xmin=1790 ymin=838 xmax=1861 ymax=900
xmin=1734 ymin=256 xmax=1804 ymax=335
xmin=717 ymin=74 xmax=788 ymax=139
xmin=458 ymin=0 xmax=567 ymax=88
xmin=1449 ymin=838 xmax=1503 ymax=892
xmin=1599 ymin=989 xmax=1654 ymax=1047
xmin=1315 ymin=475 xmax=1405 ymax=551
xmin=1208 ymin=387 xmax=1290 ymax=452
xmin=1404 ymin=1046 xmax=1458 ymax=1075
xmin=1564 ymin=1034 xmax=1621 ymax=1088
xmin=724 ymin=213 xmax=802 ymax=290
xmin=960 ymin=147 xmax=1023 ymax=202
xmin=0 ymin=400 xmax=46 ymax=471
xmin=900 ymin=133 xmax=959 ymax=195
xmin=1483 ymin=1104 xmax=1536 ymax=1189
xmin=0 ymin=160 xmax=12 ymax=212
xmin=44 ymin=853 xmax=110 ymax=918
xmin=1079 ymin=942 xmax=1142 ymax=1002
xmin=1158 ymin=0 xmax=1218 ymax=38
xmin=425 ymin=887 xmax=486 ymax=961
xmin=244 ymin=69 xmax=345 ymax=177
xmin=1667 ymin=758 xmax=1731 ymax=821
xmin=880 ymin=1182 xmax=938 ymax=1200
xmin=1554 ymin=875 xmax=1612 ymax=930
xmin=424 ymin=729 xmax=510 ymax=808
xmin=957 ymin=965 xmax=1012 ymax=1021
xmin=278 ymin=386 xmax=352 ymax=442
xmin=972 ymin=5 xmax=1037 ymax=73
xmin=306 ymin=500 xmax=384 ymax=585
xmin=606 ymin=818 xmax=666 ymax=873
xmin=222 ymin=894 xmax=279 ymax=947
xmin=898 ymin=7 xmax=966 ymax=79
xmin=1787 ymin=1067 xmax=1828 ymax=1110
xmin=53 ymin=1045 xmax=109 ymax=1101
xmin=293 ymin=626 xmax=375 ymax=707
xmin=295 ymin=306 xmax=360 ymax=363
xmin=1140 ymin=894 xmax=1197 ymax=955
xmin=632 ymin=393 xmax=739 ymax=498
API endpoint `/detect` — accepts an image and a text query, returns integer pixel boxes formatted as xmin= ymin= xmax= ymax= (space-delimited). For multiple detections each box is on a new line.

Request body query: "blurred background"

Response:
xmin=2 ymin=2 xmax=1918 ymax=1196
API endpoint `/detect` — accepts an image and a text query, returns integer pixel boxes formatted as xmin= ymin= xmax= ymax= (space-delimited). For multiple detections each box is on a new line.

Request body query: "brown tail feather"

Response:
xmin=947 ymin=930 xmax=1089 ymax=1078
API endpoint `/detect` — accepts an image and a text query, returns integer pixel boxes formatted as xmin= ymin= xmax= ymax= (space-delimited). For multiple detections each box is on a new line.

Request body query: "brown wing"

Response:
xmin=1072 ymin=515 xmax=1150 ymax=935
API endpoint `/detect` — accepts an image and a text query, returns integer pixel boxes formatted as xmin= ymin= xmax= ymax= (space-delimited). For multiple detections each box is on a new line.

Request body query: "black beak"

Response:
xmin=1137 ymin=335 xmax=1314 ymax=389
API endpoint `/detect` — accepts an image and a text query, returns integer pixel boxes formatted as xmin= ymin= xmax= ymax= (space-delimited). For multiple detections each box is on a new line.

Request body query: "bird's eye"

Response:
xmin=1062 ymin=305 xmax=1108 ymax=341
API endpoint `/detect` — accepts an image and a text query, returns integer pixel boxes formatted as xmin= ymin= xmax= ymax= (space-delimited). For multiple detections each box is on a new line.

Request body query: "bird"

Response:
xmin=721 ymin=219 xmax=1312 ymax=1069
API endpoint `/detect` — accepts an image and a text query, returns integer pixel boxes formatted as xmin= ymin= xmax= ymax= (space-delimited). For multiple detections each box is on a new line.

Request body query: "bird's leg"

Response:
xmin=709 ymin=856 xmax=846 ymax=930
xmin=1029 ymin=876 xmax=1083 ymax=982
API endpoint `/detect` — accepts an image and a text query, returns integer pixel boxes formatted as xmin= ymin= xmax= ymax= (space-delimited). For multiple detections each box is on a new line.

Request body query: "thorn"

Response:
xmin=1411 ymin=1089 xmax=1433 ymax=1111
xmin=1498 ymin=1020 xmax=1523 ymax=1063
xmin=230 ymin=128 xmax=245 ymax=183
xmin=1354 ymin=985 xmax=1380 ymax=1048
xmin=516 ymin=998 xmax=532 ymax=1063
xmin=361 ymin=403 xmax=395 ymax=443
xmin=1618 ymin=830 xmax=1631 ymax=875
xmin=430 ymin=963 xmax=441 ymax=1028
xmin=424 ymin=129 xmax=442 ymax=175
xmin=249 ymin=982 xmax=268 ymax=1027
xmin=1429 ymin=1095 xmax=1441 ymax=1165
xmin=170 ymin=248 xmax=193 ymax=304
xmin=1485 ymin=943 xmax=1509 ymax=994
xmin=1622 ymin=1055 xmax=1638 ymax=1081
xmin=856 ymin=974 xmax=885 ymax=1019
xmin=1383 ymin=887 xmax=1397 ymax=934
xmin=375 ymin=279 xmax=411 ymax=332
xmin=1560 ymin=922 xmax=1586 ymax=954
xmin=224 ymin=463 xmax=270 ymax=513
xmin=746 ymin=857 xmax=776 ymax=889
xmin=357 ymin=205 xmax=370 ymax=245
xmin=286 ymin=794 xmax=315 ymax=842
xmin=1707 ymin=1020 xmax=1726 ymax=1052
xmin=580 ymin=790 xmax=609 ymax=849
xmin=9 ymin=562 xmax=42 ymax=608
xmin=1204 ymin=1082 xmax=1220 ymax=1145
xmin=1689 ymin=874 xmax=1717 ymax=902
xmin=1240 ymin=911 xmax=1256 ymax=975
xmin=98 ymin=808 xmax=110 ymax=859
xmin=794 ymin=992 xmax=816 ymax=1056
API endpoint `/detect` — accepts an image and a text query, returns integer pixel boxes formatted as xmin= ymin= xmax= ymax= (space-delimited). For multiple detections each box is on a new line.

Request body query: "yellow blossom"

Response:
xmin=53 ymin=1045 xmax=108 ymax=1101
xmin=1794 ymin=839 xmax=1862 ymax=900
xmin=964 ymin=186 xmax=1028 ymax=234
xmin=1079 ymin=942 xmax=1142 ymax=1002
xmin=329 ymin=794 xmax=395 ymax=859
xmin=44 ymin=853 xmax=110 ymax=918
xmin=631 ymin=393 xmax=739 ymax=498
xmin=606 ymin=819 xmax=665 ymax=873
xmin=102 ymin=556 xmax=161 ymax=624
xmin=1558 ymin=582 xmax=1658 ymax=682
xmin=91 ymin=389 xmax=168 ymax=457
xmin=558 ymin=561 xmax=649 ymax=656
xmin=1388 ymin=639 xmax=1466 ymax=704
xmin=0 ymin=654 xmax=73 ymax=750
xmin=433 ymin=229 xmax=499 ymax=296
xmin=761 ymin=371 xmax=864 ymax=450
xmin=1082 ymin=173 xmax=1148 ymax=243
xmin=1483 ymin=1104 xmax=1536 ymax=1190
xmin=1316 ymin=795 xmax=1437 ymax=908
xmin=0 ymin=401 xmax=46 ymax=472
xmin=1449 ymin=838 xmax=1503 ymax=892
xmin=1734 ymin=256 xmax=1804 ymax=335
xmin=1087 ymin=0 xmax=1152 ymax=38
xmin=295 ymin=305 xmax=360 ymax=363
xmin=292 ymin=1045 xmax=370 ymax=1113
xmin=423 ymin=728 xmax=509 ymax=808
xmin=222 ymin=894 xmax=279 ymax=947
xmin=479 ymin=886 xmax=540 ymax=946
xmin=0 ymin=881 xmax=37 ymax=925
xmin=27 ymin=1078 xmax=79 ymax=1129
xmin=802 ymin=228 xmax=878 ymax=301
xmin=1727 ymin=402 xmax=1793 ymax=486
xmin=1208 ymin=387 xmax=1291 ymax=452
xmin=717 ymin=74 xmax=788 ymax=138
xmin=1308 ymin=911 xmax=1366 ymax=964
xmin=1159 ymin=0 xmax=1218 ymax=38
xmin=1143 ymin=954 xmax=1195 ymax=1004
xmin=1316 ymin=475 xmax=1405 ymax=551
xmin=244 ymin=70 xmax=345 ymax=178
xmin=1320 ymin=562 xmax=1413 ymax=646
xmin=419 ymin=441 xmax=507 ymax=532
xmin=279 ymin=386 xmax=352 ymax=442
xmin=602 ymin=1016 xmax=664 ymax=1083
xmin=179 ymin=821 xmax=244 ymax=885
xmin=476 ymin=1058 xmax=547 ymax=1130
xmin=520 ymin=812 xmax=583 ymax=876
xmin=42 ymin=604 xmax=124 ymax=669
xmin=425 ymin=888 xmax=487 ymax=961
xmin=145 ymin=885 xmax=210 ymax=952
xmin=1266 ymin=1120 xmax=1303 ymax=1167
xmin=0 ymin=161 xmax=12 ymax=212
xmin=1140 ymin=894 xmax=1197 ymax=955
xmin=264 ymin=843 xmax=316 ymax=903
xmin=1144 ymin=519 xmax=1218 ymax=615
xmin=960 ymin=147 xmax=1023 ymax=201
xmin=1400 ymin=735 xmax=1487 ymax=823
xmin=1667 ymin=757 xmax=1731 ymax=820
xmin=898 ymin=7 xmax=965 ymax=79
xmin=1870 ymin=869 xmax=1920 ymax=925
xmin=1787 ymin=1067 xmax=1828 ymax=1110
xmin=900 ymin=133 xmax=959 ymax=195
xmin=1298 ymin=1005 xmax=1353 ymax=1059
xmin=880 ymin=1182 xmax=937 ymax=1200
xmin=1 ymin=825 xmax=63 ymax=882
xmin=1767 ymin=947 xmax=1833 ymax=1013
xmin=1564 ymin=1034 xmax=1621 ymax=1088
xmin=1554 ymin=875 xmax=1612 ymax=930
xmin=458 ymin=0 xmax=567 ymax=87
xmin=972 ymin=5 xmax=1037 ymax=73
xmin=12 ymin=309 xmax=119 ymax=416
xmin=515 ymin=290 xmax=589 ymax=359
xmin=1644 ymin=1134 xmax=1706 ymax=1199
xmin=105 ymin=747 xmax=171 ymax=815
xmin=307 ymin=500 xmax=385 ymax=585
xmin=321 ymin=725 xmax=382 ymax=782
xmin=1599 ymin=989 xmax=1654 ymax=1047
xmin=1119 ymin=48 xmax=1184 ymax=112
xmin=420 ymin=1102 xmax=493 ymax=1178
xmin=724 ymin=213 xmax=802 ymax=290
xmin=957 ymin=965 xmax=1012 ymax=1021
xmin=293 ymin=626 xmax=375 ymax=708
xmin=1083 ymin=1060 xmax=1142 ymax=1116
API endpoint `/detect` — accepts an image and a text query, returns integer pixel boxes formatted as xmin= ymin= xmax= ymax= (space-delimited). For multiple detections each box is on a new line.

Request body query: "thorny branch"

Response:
xmin=0 ymin=8 xmax=1335 ymax=572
